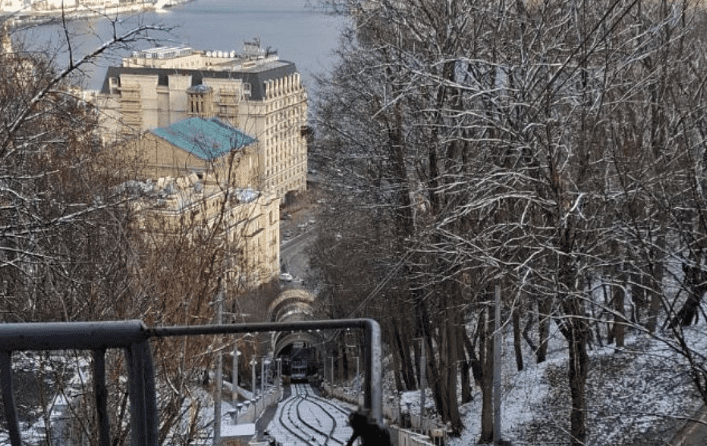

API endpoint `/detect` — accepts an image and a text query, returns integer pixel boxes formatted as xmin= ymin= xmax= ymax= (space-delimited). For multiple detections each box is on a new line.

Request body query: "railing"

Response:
xmin=321 ymin=383 xmax=446 ymax=446
xmin=0 ymin=319 xmax=382 ymax=446
xmin=391 ymin=427 xmax=441 ymax=446
xmin=227 ymin=385 xmax=281 ymax=425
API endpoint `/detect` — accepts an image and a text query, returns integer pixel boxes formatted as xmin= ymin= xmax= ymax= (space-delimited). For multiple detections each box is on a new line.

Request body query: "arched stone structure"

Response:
xmin=273 ymin=331 xmax=321 ymax=357
xmin=267 ymin=289 xmax=317 ymax=322
xmin=268 ymin=288 xmax=324 ymax=359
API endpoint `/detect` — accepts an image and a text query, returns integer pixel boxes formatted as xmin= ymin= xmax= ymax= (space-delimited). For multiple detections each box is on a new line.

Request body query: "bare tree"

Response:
xmin=314 ymin=0 xmax=707 ymax=444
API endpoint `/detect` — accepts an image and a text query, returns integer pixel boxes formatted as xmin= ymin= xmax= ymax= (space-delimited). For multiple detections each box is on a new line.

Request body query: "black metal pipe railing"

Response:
xmin=0 ymin=318 xmax=382 ymax=446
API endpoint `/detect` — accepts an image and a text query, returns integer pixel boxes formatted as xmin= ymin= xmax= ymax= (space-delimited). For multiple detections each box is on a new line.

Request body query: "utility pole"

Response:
xmin=232 ymin=344 xmax=239 ymax=403
xmin=214 ymin=286 xmax=224 ymax=445
xmin=276 ymin=358 xmax=282 ymax=399
xmin=493 ymin=284 xmax=502 ymax=444
xmin=251 ymin=358 xmax=257 ymax=419
xmin=261 ymin=359 xmax=265 ymax=394
xmin=251 ymin=358 xmax=257 ymax=396
xmin=355 ymin=356 xmax=360 ymax=396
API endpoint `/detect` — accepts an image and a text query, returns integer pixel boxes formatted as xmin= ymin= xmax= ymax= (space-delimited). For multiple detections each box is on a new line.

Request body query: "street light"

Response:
xmin=276 ymin=358 xmax=282 ymax=399
xmin=261 ymin=358 xmax=271 ymax=394
xmin=232 ymin=347 xmax=241 ymax=403
xmin=250 ymin=358 xmax=257 ymax=397
xmin=355 ymin=356 xmax=360 ymax=396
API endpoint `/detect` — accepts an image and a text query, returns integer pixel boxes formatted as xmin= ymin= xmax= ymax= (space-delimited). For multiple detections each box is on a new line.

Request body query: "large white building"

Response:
xmin=96 ymin=44 xmax=308 ymax=198
xmin=130 ymin=173 xmax=281 ymax=288
xmin=0 ymin=0 xmax=182 ymax=14
xmin=1 ymin=0 xmax=136 ymax=13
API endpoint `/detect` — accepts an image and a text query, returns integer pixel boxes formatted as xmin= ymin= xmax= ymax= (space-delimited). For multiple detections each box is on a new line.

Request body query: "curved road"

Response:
xmin=280 ymin=228 xmax=316 ymax=287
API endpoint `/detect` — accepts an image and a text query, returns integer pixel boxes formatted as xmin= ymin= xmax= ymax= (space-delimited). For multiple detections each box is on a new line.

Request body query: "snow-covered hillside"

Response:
xmin=388 ymin=320 xmax=706 ymax=446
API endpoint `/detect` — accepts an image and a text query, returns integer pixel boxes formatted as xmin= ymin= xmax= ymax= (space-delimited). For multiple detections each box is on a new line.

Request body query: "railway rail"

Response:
xmin=268 ymin=383 xmax=353 ymax=445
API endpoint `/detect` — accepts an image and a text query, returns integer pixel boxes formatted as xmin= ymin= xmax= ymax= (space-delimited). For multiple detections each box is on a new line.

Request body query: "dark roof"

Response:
xmin=100 ymin=60 xmax=298 ymax=100
xmin=150 ymin=117 xmax=256 ymax=161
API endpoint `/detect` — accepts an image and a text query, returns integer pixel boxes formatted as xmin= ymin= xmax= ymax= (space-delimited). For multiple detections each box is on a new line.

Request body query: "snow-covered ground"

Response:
xmin=383 ymin=319 xmax=707 ymax=446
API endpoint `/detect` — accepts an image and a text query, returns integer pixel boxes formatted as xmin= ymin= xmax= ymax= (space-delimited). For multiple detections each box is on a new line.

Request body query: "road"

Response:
xmin=280 ymin=227 xmax=317 ymax=287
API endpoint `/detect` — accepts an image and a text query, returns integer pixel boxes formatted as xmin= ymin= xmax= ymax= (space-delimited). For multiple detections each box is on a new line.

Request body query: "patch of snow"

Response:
xmin=220 ymin=423 xmax=255 ymax=437
xmin=444 ymin=317 xmax=706 ymax=446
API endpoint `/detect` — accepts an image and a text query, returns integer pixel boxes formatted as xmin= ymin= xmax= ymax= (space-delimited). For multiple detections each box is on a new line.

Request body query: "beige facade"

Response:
xmin=96 ymin=45 xmax=308 ymax=198
xmin=132 ymin=174 xmax=281 ymax=287
xmin=118 ymin=117 xmax=261 ymax=189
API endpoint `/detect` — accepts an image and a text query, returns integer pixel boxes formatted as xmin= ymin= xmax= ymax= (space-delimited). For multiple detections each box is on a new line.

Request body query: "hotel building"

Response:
xmin=97 ymin=44 xmax=308 ymax=198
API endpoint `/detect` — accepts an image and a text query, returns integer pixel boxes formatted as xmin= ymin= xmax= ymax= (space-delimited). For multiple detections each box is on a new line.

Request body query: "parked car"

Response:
xmin=279 ymin=272 xmax=293 ymax=282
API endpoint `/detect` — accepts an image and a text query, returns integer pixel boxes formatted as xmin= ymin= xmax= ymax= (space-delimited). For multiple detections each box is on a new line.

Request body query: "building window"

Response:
xmin=109 ymin=77 xmax=120 ymax=94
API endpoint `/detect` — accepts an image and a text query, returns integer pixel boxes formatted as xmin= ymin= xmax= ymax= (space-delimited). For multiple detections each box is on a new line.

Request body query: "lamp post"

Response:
xmin=250 ymin=358 xmax=257 ymax=397
xmin=276 ymin=358 xmax=282 ymax=399
xmin=250 ymin=357 xmax=258 ymax=422
xmin=355 ymin=356 xmax=360 ymax=392
xmin=330 ymin=356 xmax=334 ymax=385
xmin=261 ymin=358 xmax=271 ymax=394
xmin=214 ymin=286 xmax=224 ymax=446
xmin=232 ymin=346 xmax=240 ymax=403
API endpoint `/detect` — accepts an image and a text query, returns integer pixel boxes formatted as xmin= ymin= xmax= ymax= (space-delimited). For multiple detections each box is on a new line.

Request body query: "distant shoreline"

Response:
xmin=2 ymin=0 xmax=191 ymax=28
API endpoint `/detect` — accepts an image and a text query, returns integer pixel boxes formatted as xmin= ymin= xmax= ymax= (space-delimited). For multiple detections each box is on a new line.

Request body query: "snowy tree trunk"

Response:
xmin=480 ymin=305 xmax=494 ymax=443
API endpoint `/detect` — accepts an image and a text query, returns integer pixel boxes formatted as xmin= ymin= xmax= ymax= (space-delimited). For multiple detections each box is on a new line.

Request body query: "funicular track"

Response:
xmin=274 ymin=383 xmax=352 ymax=445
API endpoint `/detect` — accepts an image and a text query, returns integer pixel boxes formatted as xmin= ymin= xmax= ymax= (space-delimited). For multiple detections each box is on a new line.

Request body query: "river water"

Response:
xmin=13 ymin=0 xmax=346 ymax=92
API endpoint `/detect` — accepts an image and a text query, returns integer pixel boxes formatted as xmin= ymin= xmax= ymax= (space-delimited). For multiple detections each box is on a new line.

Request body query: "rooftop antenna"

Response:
xmin=243 ymin=37 xmax=264 ymax=59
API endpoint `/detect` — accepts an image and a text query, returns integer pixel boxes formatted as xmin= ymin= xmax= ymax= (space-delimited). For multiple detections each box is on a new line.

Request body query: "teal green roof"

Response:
xmin=151 ymin=117 xmax=256 ymax=160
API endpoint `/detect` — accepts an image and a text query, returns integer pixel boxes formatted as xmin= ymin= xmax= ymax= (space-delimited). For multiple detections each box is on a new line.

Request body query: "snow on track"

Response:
xmin=267 ymin=384 xmax=353 ymax=446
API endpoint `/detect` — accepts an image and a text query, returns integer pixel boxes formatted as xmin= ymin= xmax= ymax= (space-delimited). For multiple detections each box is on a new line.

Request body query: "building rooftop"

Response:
xmin=100 ymin=45 xmax=299 ymax=100
xmin=150 ymin=117 xmax=256 ymax=161
xmin=126 ymin=173 xmax=267 ymax=216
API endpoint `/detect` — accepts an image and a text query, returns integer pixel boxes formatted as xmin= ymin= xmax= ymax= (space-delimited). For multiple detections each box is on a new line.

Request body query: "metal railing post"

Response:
xmin=362 ymin=318 xmax=382 ymax=423
xmin=140 ymin=341 xmax=159 ymax=446
xmin=0 ymin=351 xmax=22 ymax=446
xmin=0 ymin=318 xmax=384 ymax=445
xmin=93 ymin=348 xmax=111 ymax=446
xmin=126 ymin=343 xmax=147 ymax=446
xmin=126 ymin=340 xmax=158 ymax=446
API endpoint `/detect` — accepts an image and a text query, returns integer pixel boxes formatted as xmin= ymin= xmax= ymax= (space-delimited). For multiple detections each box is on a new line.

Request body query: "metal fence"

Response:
xmin=0 ymin=319 xmax=382 ymax=446
xmin=320 ymin=382 xmax=446 ymax=446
